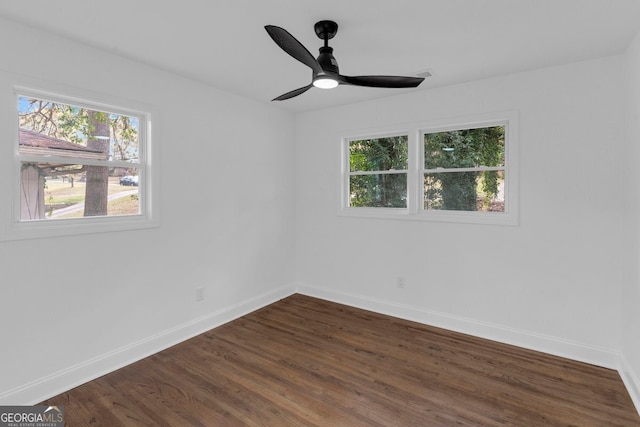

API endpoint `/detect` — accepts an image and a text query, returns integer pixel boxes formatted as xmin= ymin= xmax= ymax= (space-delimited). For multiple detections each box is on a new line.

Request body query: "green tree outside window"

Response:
xmin=349 ymin=136 xmax=408 ymax=208
xmin=424 ymin=126 xmax=505 ymax=211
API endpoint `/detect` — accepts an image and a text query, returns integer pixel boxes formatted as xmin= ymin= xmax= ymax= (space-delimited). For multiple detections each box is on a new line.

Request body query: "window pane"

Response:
xmin=424 ymin=126 xmax=504 ymax=169
xmin=18 ymin=96 xmax=140 ymax=163
xmin=349 ymin=136 xmax=408 ymax=172
xmin=350 ymin=173 xmax=407 ymax=208
xmin=424 ymin=170 xmax=504 ymax=212
xmin=20 ymin=162 xmax=140 ymax=221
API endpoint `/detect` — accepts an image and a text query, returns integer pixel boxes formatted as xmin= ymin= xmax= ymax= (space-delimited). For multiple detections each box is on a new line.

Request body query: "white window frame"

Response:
xmin=1 ymin=85 xmax=159 ymax=241
xmin=340 ymin=111 xmax=519 ymax=225
xmin=342 ymin=130 xmax=410 ymax=214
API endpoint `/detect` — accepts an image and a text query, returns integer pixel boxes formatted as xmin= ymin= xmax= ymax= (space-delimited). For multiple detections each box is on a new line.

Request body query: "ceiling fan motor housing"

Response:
xmin=317 ymin=46 xmax=339 ymax=75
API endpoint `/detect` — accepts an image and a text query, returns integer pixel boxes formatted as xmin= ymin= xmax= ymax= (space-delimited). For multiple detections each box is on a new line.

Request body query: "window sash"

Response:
xmin=16 ymin=88 xmax=147 ymax=164
xmin=345 ymin=133 xmax=409 ymax=209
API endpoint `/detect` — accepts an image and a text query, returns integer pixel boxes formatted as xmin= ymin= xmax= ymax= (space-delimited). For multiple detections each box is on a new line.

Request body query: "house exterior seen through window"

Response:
xmin=18 ymin=95 xmax=141 ymax=221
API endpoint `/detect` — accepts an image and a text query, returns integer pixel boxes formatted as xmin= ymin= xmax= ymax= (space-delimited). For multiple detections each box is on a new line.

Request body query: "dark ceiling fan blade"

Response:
xmin=339 ymin=75 xmax=425 ymax=88
xmin=272 ymin=83 xmax=314 ymax=101
xmin=265 ymin=25 xmax=323 ymax=74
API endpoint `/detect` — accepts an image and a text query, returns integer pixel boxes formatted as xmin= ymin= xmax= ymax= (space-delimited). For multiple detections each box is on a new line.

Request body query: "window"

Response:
xmin=347 ymin=135 xmax=408 ymax=209
xmin=341 ymin=112 xmax=518 ymax=225
xmin=2 ymin=87 xmax=157 ymax=240
xmin=423 ymin=125 xmax=505 ymax=213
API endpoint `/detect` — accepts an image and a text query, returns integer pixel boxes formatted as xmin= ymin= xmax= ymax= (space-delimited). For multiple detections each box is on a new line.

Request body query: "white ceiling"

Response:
xmin=1 ymin=1 xmax=640 ymax=113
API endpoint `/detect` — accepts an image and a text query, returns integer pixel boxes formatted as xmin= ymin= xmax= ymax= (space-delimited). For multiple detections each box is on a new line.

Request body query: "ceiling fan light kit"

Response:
xmin=265 ymin=20 xmax=425 ymax=101
xmin=313 ymin=76 xmax=339 ymax=89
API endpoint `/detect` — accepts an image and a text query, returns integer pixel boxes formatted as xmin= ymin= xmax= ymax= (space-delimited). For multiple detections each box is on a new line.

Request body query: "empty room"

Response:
xmin=1 ymin=1 xmax=640 ymax=425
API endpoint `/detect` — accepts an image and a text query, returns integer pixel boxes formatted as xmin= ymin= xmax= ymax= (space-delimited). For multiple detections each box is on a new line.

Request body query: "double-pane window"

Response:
xmin=341 ymin=114 xmax=517 ymax=225
xmin=423 ymin=125 xmax=505 ymax=212
xmin=2 ymin=87 xmax=156 ymax=241
xmin=347 ymin=135 xmax=408 ymax=208
xmin=17 ymin=94 xmax=143 ymax=221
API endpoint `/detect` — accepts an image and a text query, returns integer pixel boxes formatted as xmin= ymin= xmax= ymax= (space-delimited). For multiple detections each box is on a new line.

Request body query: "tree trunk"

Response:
xmin=84 ymin=111 xmax=110 ymax=217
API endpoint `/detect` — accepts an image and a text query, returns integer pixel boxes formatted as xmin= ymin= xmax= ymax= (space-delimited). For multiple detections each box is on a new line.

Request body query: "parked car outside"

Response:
xmin=119 ymin=175 xmax=139 ymax=186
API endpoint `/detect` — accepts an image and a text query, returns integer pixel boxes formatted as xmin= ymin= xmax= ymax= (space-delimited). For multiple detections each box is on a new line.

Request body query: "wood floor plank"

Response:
xmin=41 ymin=294 xmax=640 ymax=426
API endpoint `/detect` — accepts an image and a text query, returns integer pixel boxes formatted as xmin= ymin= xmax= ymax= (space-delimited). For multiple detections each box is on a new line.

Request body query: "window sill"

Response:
xmin=339 ymin=207 xmax=518 ymax=226
xmin=0 ymin=214 xmax=159 ymax=241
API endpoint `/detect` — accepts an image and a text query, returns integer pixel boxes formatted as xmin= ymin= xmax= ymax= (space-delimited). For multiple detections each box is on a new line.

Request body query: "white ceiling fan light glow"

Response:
xmin=313 ymin=75 xmax=339 ymax=89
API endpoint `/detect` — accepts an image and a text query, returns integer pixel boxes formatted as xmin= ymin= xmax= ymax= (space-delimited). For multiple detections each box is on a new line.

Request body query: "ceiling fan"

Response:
xmin=264 ymin=20 xmax=425 ymax=101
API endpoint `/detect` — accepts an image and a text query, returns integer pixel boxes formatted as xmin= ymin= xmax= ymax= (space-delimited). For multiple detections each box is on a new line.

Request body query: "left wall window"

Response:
xmin=3 ymin=88 xmax=157 ymax=240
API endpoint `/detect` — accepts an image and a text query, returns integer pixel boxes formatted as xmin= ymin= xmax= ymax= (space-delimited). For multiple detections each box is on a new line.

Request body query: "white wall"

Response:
xmin=0 ymin=18 xmax=297 ymax=403
xmin=623 ymin=31 xmax=640 ymax=409
xmin=295 ymin=56 xmax=627 ymax=367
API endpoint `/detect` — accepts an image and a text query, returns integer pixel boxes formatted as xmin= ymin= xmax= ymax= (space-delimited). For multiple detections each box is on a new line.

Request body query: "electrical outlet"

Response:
xmin=397 ymin=277 xmax=405 ymax=289
xmin=195 ymin=287 xmax=205 ymax=302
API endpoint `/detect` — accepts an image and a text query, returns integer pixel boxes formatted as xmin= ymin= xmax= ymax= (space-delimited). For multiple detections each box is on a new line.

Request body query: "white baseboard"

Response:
xmin=295 ymin=283 xmax=621 ymax=370
xmin=620 ymin=354 xmax=640 ymax=416
xmin=0 ymin=284 xmax=296 ymax=405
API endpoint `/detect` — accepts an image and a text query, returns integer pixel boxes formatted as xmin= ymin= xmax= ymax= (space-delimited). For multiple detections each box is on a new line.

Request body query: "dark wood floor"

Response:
xmin=42 ymin=294 xmax=639 ymax=426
